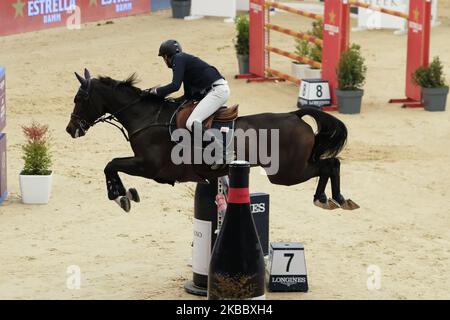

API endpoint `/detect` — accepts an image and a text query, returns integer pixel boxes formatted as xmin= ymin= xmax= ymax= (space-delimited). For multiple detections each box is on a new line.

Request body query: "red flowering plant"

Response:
xmin=21 ymin=122 xmax=52 ymax=175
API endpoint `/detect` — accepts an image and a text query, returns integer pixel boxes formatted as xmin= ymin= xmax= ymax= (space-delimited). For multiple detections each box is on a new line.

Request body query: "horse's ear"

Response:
xmin=75 ymin=72 xmax=86 ymax=86
xmin=84 ymin=68 xmax=91 ymax=80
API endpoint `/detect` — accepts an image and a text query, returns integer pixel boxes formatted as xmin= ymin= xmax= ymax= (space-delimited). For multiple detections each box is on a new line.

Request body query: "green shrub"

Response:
xmin=412 ymin=56 xmax=448 ymax=88
xmin=295 ymin=20 xmax=323 ymax=69
xmin=311 ymin=20 xmax=323 ymax=40
xmin=337 ymin=44 xmax=367 ymax=90
xmin=234 ymin=15 xmax=249 ymax=55
xmin=21 ymin=122 xmax=52 ymax=175
xmin=294 ymin=39 xmax=310 ymax=63
xmin=308 ymin=44 xmax=322 ymax=68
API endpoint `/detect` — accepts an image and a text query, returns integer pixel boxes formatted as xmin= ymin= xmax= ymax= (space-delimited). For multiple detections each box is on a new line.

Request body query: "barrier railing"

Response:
xmin=265 ymin=24 xmax=323 ymax=46
xmin=266 ymin=1 xmax=324 ymax=21
xmin=349 ymin=0 xmax=409 ymax=19
xmin=266 ymin=46 xmax=322 ymax=69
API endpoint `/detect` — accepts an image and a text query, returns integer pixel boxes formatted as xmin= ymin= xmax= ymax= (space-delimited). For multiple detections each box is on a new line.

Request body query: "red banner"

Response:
xmin=0 ymin=0 xmax=151 ymax=36
xmin=0 ymin=67 xmax=5 ymax=133
xmin=0 ymin=133 xmax=6 ymax=201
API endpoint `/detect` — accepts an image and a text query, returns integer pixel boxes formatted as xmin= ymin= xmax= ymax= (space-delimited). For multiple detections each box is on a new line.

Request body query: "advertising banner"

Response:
xmin=0 ymin=133 xmax=6 ymax=204
xmin=0 ymin=0 xmax=151 ymax=36
xmin=0 ymin=66 xmax=5 ymax=133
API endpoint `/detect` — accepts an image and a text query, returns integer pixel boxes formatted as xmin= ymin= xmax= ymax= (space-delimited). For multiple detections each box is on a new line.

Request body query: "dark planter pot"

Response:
xmin=336 ymin=89 xmax=364 ymax=114
xmin=237 ymin=54 xmax=249 ymax=75
xmin=422 ymin=87 xmax=448 ymax=112
xmin=171 ymin=0 xmax=191 ymax=19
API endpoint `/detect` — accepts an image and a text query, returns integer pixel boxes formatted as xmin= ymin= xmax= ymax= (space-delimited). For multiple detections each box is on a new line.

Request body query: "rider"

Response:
xmin=145 ymin=40 xmax=232 ymax=168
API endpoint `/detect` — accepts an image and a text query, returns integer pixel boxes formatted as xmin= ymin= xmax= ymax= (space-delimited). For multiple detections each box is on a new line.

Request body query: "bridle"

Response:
xmin=70 ymin=82 xmax=169 ymax=142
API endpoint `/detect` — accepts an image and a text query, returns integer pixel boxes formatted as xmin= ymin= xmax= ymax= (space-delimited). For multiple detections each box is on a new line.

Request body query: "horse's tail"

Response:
xmin=292 ymin=107 xmax=348 ymax=162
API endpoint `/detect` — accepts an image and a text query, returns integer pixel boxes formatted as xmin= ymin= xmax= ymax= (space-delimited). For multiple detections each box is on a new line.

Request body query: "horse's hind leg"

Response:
xmin=267 ymin=158 xmax=338 ymax=210
xmin=309 ymin=159 xmax=340 ymax=210
xmin=329 ymin=158 xmax=360 ymax=210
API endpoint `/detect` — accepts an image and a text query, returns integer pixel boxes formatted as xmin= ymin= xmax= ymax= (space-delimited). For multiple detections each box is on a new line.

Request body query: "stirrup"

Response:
xmin=210 ymin=151 xmax=235 ymax=170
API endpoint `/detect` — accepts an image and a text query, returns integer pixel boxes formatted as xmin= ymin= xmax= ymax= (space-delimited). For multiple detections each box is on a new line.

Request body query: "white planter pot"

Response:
xmin=305 ymin=68 xmax=322 ymax=79
xmin=19 ymin=172 xmax=53 ymax=204
xmin=291 ymin=62 xmax=311 ymax=80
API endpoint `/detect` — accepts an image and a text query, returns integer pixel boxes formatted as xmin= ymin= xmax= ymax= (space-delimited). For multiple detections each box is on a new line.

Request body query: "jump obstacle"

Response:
xmin=239 ymin=0 xmax=432 ymax=109
xmin=185 ymin=176 xmax=270 ymax=296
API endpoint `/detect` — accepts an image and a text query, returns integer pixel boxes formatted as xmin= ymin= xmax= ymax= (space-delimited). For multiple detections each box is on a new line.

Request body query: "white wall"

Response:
xmin=190 ymin=0 xmax=249 ymax=18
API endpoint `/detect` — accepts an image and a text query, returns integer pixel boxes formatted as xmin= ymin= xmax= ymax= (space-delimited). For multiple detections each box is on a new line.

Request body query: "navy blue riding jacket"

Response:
xmin=156 ymin=52 xmax=224 ymax=100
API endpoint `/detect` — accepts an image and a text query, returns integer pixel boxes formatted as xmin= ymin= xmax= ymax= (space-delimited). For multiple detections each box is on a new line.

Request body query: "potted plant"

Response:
xmin=234 ymin=15 xmax=250 ymax=75
xmin=171 ymin=0 xmax=191 ymax=19
xmin=336 ymin=44 xmax=367 ymax=114
xmin=306 ymin=43 xmax=322 ymax=79
xmin=305 ymin=20 xmax=323 ymax=79
xmin=412 ymin=56 xmax=449 ymax=112
xmin=292 ymin=39 xmax=311 ymax=80
xmin=19 ymin=122 xmax=53 ymax=204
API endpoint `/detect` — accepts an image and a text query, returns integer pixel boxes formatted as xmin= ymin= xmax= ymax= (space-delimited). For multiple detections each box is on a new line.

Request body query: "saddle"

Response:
xmin=175 ymin=101 xmax=239 ymax=129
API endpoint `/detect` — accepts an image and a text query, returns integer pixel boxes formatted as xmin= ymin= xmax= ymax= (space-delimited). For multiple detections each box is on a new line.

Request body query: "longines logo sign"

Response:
xmin=251 ymin=202 xmax=266 ymax=214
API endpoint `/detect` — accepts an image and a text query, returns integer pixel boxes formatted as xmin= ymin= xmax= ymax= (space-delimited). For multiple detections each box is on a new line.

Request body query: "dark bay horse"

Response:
xmin=66 ymin=69 xmax=359 ymax=212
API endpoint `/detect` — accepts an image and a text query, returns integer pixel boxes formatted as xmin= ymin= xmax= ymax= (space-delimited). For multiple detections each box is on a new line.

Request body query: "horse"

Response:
xmin=66 ymin=69 xmax=359 ymax=212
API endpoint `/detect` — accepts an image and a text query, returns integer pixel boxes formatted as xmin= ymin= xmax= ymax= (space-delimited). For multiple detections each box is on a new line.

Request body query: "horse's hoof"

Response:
xmin=340 ymin=199 xmax=360 ymax=210
xmin=327 ymin=198 xmax=341 ymax=210
xmin=314 ymin=198 xmax=340 ymax=210
xmin=115 ymin=196 xmax=131 ymax=212
xmin=127 ymin=188 xmax=140 ymax=203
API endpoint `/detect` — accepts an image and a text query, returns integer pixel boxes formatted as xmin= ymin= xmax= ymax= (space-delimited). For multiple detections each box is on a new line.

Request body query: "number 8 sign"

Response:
xmin=267 ymin=243 xmax=308 ymax=292
xmin=298 ymin=79 xmax=331 ymax=109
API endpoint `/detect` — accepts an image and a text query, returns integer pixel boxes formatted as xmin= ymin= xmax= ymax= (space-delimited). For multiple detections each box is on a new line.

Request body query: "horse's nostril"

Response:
xmin=66 ymin=124 xmax=75 ymax=137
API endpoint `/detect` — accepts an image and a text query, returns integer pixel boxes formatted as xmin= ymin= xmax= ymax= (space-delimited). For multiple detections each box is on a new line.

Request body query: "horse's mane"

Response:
xmin=97 ymin=73 xmax=168 ymax=105
xmin=98 ymin=73 xmax=142 ymax=94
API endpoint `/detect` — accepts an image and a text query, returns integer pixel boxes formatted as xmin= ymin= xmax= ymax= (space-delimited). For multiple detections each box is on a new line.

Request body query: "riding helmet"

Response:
xmin=158 ymin=40 xmax=182 ymax=57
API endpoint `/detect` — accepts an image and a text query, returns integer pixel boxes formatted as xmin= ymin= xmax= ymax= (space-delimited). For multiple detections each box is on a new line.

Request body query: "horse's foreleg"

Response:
xmin=104 ymin=157 xmax=146 ymax=212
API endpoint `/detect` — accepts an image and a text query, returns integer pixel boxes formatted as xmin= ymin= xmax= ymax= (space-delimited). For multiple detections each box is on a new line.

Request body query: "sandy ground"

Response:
xmin=1 ymin=1 xmax=450 ymax=300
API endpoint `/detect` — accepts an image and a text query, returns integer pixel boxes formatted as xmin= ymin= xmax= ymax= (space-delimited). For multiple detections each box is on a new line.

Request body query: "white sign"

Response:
xmin=270 ymin=248 xmax=306 ymax=275
xmin=190 ymin=0 xmax=237 ymax=19
xmin=298 ymin=79 xmax=331 ymax=108
xmin=267 ymin=243 xmax=308 ymax=292
xmin=236 ymin=0 xmax=249 ymax=11
xmin=188 ymin=0 xmax=250 ymax=21
xmin=355 ymin=0 xmax=439 ymax=34
xmin=192 ymin=218 xmax=212 ymax=275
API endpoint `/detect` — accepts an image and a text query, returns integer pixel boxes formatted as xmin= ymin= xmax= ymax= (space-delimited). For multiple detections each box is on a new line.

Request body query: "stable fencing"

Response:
xmin=242 ymin=0 xmax=432 ymax=109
